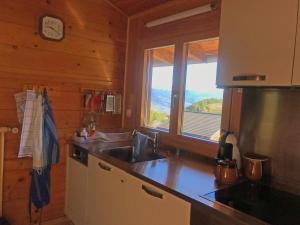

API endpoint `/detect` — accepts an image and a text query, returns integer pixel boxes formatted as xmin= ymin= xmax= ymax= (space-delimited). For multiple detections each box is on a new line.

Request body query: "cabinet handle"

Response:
xmin=142 ymin=185 xmax=163 ymax=199
xmin=233 ymin=74 xmax=266 ymax=81
xmin=98 ymin=162 xmax=111 ymax=171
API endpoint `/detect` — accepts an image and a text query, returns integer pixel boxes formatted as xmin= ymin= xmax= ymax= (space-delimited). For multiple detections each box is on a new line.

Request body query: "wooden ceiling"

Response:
xmin=152 ymin=39 xmax=219 ymax=66
xmin=108 ymin=0 xmax=172 ymax=16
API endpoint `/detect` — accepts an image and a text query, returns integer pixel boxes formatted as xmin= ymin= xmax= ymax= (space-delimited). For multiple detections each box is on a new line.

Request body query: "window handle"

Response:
xmin=172 ymin=94 xmax=178 ymax=109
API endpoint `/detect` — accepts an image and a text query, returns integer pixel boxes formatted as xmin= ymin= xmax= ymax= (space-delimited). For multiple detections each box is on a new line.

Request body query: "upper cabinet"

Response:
xmin=293 ymin=3 xmax=300 ymax=85
xmin=217 ymin=0 xmax=299 ymax=87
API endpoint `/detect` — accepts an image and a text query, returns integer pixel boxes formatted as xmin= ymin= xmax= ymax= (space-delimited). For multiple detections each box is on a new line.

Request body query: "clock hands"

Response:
xmin=46 ymin=25 xmax=60 ymax=35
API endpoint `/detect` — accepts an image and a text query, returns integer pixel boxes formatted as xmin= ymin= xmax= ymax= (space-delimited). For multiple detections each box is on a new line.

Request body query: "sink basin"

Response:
xmin=103 ymin=147 xmax=165 ymax=163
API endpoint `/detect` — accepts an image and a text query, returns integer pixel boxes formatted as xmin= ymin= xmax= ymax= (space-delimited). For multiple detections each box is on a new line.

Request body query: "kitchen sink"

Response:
xmin=103 ymin=146 xmax=165 ymax=163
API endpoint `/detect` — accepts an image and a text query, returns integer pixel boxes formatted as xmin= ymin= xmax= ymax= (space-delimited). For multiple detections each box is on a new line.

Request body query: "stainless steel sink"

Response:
xmin=103 ymin=146 xmax=165 ymax=163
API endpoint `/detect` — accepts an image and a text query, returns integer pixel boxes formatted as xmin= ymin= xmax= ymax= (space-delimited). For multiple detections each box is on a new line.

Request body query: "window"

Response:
xmin=182 ymin=39 xmax=223 ymax=142
xmin=143 ymin=38 xmax=222 ymax=143
xmin=143 ymin=45 xmax=175 ymax=131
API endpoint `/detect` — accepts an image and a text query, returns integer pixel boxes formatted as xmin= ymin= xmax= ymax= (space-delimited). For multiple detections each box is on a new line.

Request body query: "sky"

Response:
xmin=152 ymin=62 xmax=223 ymax=96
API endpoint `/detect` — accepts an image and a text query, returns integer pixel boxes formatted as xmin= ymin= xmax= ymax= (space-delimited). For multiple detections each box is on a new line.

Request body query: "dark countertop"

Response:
xmin=72 ymin=140 xmax=268 ymax=225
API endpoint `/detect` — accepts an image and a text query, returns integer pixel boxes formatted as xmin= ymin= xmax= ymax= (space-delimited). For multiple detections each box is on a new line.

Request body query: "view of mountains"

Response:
xmin=151 ymin=88 xmax=223 ymax=113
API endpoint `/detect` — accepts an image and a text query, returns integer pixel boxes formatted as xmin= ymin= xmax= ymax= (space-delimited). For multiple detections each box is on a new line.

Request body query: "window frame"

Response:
xmin=180 ymin=39 xmax=223 ymax=142
xmin=142 ymin=45 xmax=176 ymax=131
xmin=138 ymin=38 xmax=241 ymax=158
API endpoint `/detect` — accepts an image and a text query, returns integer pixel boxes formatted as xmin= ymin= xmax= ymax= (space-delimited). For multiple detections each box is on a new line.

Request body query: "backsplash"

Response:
xmin=239 ymin=88 xmax=300 ymax=195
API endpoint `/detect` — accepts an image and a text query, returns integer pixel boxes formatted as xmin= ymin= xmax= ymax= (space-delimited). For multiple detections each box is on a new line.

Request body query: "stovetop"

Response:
xmin=203 ymin=181 xmax=300 ymax=225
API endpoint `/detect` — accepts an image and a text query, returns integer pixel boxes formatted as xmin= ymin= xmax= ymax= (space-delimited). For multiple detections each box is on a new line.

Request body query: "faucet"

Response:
xmin=131 ymin=130 xmax=159 ymax=153
xmin=148 ymin=132 xmax=159 ymax=153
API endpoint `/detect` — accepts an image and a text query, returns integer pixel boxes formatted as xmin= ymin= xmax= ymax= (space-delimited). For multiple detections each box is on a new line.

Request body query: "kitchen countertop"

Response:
xmin=72 ymin=140 xmax=268 ymax=225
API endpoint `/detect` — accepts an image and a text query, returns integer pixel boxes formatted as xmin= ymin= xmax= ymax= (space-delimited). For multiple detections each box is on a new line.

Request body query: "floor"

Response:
xmin=48 ymin=222 xmax=73 ymax=225
xmin=47 ymin=222 xmax=73 ymax=225
xmin=41 ymin=217 xmax=73 ymax=225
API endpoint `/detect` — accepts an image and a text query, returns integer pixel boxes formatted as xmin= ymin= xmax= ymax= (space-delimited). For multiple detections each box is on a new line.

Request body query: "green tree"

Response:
xmin=185 ymin=98 xmax=222 ymax=114
xmin=150 ymin=110 xmax=169 ymax=127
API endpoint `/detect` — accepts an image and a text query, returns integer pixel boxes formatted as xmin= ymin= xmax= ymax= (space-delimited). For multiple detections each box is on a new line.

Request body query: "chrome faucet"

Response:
xmin=148 ymin=132 xmax=159 ymax=153
xmin=131 ymin=130 xmax=159 ymax=153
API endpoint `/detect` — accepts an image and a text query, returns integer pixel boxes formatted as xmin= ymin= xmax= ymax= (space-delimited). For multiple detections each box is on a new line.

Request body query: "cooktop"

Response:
xmin=203 ymin=181 xmax=300 ymax=225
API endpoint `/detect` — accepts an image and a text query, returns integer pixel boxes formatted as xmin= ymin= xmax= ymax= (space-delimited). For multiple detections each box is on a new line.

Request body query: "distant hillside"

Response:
xmin=151 ymin=89 xmax=223 ymax=113
xmin=185 ymin=98 xmax=222 ymax=114
xmin=149 ymin=110 xmax=169 ymax=128
xmin=150 ymin=89 xmax=171 ymax=113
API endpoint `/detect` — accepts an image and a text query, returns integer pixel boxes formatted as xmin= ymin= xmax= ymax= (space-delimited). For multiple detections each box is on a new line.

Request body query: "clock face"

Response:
xmin=40 ymin=16 xmax=64 ymax=41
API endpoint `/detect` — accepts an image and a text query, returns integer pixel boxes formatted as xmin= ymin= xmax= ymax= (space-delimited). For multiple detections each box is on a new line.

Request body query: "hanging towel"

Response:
xmin=14 ymin=91 xmax=27 ymax=124
xmin=133 ymin=132 xmax=149 ymax=162
xmin=32 ymin=94 xmax=44 ymax=171
xmin=30 ymin=91 xmax=59 ymax=211
xmin=18 ymin=91 xmax=44 ymax=171
xmin=17 ymin=90 xmax=36 ymax=157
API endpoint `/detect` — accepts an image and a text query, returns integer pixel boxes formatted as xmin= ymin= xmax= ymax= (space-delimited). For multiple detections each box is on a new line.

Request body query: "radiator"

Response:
xmin=0 ymin=127 xmax=18 ymax=217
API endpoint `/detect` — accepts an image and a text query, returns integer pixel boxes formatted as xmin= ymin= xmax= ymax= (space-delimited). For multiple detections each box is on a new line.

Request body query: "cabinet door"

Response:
xmin=125 ymin=174 xmax=191 ymax=225
xmin=65 ymin=158 xmax=88 ymax=225
xmin=292 ymin=3 xmax=300 ymax=85
xmin=217 ymin=0 xmax=298 ymax=86
xmin=87 ymin=155 xmax=127 ymax=225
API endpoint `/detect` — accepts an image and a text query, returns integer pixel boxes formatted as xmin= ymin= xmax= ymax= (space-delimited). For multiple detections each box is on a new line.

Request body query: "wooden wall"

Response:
xmin=0 ymin=0 xmax=127 ymax=224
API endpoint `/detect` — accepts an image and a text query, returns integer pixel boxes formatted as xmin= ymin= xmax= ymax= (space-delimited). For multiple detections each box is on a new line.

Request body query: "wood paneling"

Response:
xmin=152 ymin=39 xmax=219 ymax=66
xmin=107 ymin=0 xmax=213 ymax=17
xmin=107 ymin=0 xmax=171 ymax=16
xmin=0 ymin=0 xmax=127 ymax=224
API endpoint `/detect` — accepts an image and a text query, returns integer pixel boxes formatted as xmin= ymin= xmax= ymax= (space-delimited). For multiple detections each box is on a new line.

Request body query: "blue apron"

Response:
xmin=29 ymin=91 xmax=59 ymax=218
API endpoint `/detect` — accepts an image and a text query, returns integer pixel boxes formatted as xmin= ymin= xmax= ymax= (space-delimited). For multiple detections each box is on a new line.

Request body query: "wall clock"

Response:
xmin=39 ymin=15 xmax=64 ymax=41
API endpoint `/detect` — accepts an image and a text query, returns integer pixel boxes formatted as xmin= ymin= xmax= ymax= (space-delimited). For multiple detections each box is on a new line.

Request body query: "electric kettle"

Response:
xmin=214 ymin=159 xmax=239 ymax=184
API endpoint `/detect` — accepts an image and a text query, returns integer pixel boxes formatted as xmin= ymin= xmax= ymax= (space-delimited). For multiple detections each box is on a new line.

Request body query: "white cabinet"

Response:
xmin=87 ymin=155 xmax=128 ymax=225
xmin=86 ymin=155 xmax=191 ymax=225
xmin=65 ymin=157 xmax=88 ymax=225
xmin=87 ymin=155 xmax=125 ymax=225
xmin=217 ymin=0 xmax=298 ymax=87
xmin=125 ymin=175 xmax=191 ymax=225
